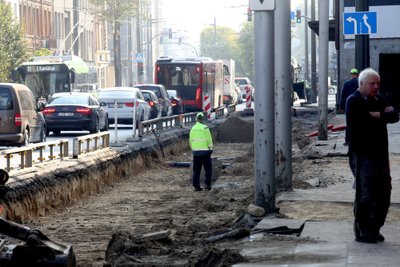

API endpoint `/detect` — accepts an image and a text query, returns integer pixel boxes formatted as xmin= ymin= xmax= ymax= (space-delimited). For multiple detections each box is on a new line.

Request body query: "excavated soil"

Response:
xmin=4 ymin=111 xmax=399 ymax=266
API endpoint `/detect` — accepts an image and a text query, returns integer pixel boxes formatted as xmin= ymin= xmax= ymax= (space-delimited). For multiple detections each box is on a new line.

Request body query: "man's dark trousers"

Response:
xmin=192 ymin=155 xmax=212 ymax=189
xmin=352 ymin=153 xmax=392 ymax=240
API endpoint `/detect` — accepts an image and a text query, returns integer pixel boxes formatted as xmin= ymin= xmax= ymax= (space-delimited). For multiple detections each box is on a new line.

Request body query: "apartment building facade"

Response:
xmin=3 ymin=0 xmax=162 ymax=89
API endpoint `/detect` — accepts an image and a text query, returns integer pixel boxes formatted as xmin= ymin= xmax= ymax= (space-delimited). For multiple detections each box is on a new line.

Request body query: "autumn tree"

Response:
xmin=199 ymin=26 xmax=240 ymax=60
xmin=0 ymin=3 xmax=29 ymax=82
xmin=90 ymin=0 xmax=138 ymax=86
xmin=236 ymin=22 xmax=254 ymax=81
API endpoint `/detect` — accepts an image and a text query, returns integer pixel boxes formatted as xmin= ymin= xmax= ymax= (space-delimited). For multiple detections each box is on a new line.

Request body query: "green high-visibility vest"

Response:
xmin=189 ymin=122 xmax=213 ymax=151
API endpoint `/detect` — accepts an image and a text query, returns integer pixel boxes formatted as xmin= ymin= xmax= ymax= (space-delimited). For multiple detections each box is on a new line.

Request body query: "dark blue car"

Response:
xmin=43 ymin=92 xmax=109 ymax=135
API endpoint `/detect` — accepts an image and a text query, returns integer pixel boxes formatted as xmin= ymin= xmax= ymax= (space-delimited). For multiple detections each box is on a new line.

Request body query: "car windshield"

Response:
xmin=48 ymin=94 xmax=89 ymax=105
xmin=137 ymin=86 xmax=161 ymax=98
xmin=141 ymin=92 xmax=152 ymax=101
xmin=235 ymin=79 xmax=248 ymax=85
xmin=98 ymin=91 xmax=136 ymax=98
xmin=167 ymin=90 xmax=177 ymax=98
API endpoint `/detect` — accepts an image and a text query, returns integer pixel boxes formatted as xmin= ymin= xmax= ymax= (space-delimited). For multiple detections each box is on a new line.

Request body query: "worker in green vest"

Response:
xmin=189 ymin=112 xmax=214 ymax=191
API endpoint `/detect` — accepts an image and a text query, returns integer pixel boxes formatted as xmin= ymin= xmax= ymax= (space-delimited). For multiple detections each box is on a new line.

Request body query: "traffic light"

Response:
xmin=296 ymin=10 xmax=301 ymax=23
xmin=247 ymin=8 xmax=252 ymax=22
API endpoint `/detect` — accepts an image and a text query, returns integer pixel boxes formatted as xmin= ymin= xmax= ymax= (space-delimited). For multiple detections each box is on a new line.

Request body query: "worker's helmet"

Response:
xmin=196 ymin=112 xmax=204 ymax=119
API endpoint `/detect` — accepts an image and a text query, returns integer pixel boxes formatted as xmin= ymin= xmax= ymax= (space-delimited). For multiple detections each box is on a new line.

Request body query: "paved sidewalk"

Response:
xmin=235 ymin=114 xmax=400 ymax=266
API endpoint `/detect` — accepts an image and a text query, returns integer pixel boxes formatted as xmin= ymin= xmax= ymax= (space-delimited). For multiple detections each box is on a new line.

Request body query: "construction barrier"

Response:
xmin=246 ymin=87 xmax=252 ymax=109
xmin=203 ymin=95 xmax=211 ymax=119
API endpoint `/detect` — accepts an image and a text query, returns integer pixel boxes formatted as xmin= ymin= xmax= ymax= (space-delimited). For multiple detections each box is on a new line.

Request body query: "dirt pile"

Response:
xmin=216 ymin=116 xmax=254 ymax=143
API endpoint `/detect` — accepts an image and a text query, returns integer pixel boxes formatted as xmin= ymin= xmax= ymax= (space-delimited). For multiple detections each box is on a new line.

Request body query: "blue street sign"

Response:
xmin=290 ymin=11 xmax=295 ymax=21
xmin=135 ymin=53 xmax=144 ymax=63
xmin=343 ymin=11 xmax=377 ymax=35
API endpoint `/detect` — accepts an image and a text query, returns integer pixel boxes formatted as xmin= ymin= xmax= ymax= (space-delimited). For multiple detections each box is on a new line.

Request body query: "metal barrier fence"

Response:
xmin=137 ymin=112 xmax=197 ymax=139
xmin=215 ymin=104 xmax=236 ymax=119
xmin=73 ymin=132 xmax=110 ymax=158
xmin=0 ymin=105 xmax=234 ymax=173
xmin=0 ymin=139 xmax=69 ymax=172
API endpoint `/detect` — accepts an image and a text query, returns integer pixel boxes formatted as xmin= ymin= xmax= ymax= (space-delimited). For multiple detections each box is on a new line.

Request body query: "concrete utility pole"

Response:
xmin=275 ymin=0 xmax=292 ymax=191
xmin=317 ymin=0 xmax=329 ymax=140
xmin=304 ymin=0 xmax=309 ymax=83
xmin=355 ymin=1 xmax=370 ymax=70
xmin=252 ymin=1 xmax=276 ymax=213
xmin=310 ymin=0 xmax=317 ymax=103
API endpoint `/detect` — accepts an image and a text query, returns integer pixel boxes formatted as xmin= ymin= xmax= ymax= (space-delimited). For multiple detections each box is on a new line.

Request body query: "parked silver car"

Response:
xmin=0 ymin=83 xmax=46 ymax=146
xmin=97 ymin=87 xmax=151 ymax=125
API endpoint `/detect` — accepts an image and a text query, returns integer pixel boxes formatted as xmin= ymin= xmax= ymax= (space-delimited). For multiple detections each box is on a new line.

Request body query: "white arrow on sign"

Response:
xmin=363 ymin=14 xmax=372 ymax=34
xmin=250 ymin=0 xmax=274 ymax=11
xmin=346 ymin=16 xmax=357 ymax=34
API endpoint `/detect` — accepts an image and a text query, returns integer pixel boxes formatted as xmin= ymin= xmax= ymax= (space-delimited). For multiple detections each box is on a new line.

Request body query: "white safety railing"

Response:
xmin=137 ymin=112 xmax=197 ymax=139
xmin=73 ymin=131 xmax=110 ymax=158
xmin=0 ymin=106 xmax=236 ymax=173
xmin=0 ymin=139 xmax=69 ymax=172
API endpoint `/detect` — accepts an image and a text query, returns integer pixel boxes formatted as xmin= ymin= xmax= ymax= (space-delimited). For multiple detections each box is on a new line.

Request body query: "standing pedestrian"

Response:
xmin=189 ymin=112 xmax=213 ymax=191
xmin=339 ymin=68 xmax=359 ymax=112
xmin=346 ymin=68 xmax=399 ymax=243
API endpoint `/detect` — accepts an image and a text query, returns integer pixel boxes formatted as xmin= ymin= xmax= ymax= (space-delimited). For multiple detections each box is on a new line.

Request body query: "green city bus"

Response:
xmin=12 ymin=55 xmax=96 ymax=104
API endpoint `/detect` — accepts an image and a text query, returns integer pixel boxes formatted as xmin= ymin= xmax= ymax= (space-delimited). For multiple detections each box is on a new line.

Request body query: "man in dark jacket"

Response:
xmin=346 ymin=68 xmax=399 ymax=243
xmin=339 ymin=68 xmax=359 ymax=112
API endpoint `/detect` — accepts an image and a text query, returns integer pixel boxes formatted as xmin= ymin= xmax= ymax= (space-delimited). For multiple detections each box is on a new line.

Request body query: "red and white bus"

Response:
xmin=154 ymin=57 xmax=224 ymax=112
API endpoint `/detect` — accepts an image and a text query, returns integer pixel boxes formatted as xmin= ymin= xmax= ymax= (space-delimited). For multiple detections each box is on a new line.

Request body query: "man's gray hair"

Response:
xmin=358 ymin=68 xmax=380 ymax=87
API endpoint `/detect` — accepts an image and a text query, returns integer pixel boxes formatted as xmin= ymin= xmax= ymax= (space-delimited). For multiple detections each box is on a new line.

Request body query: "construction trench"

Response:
xmin=0 ymin=113 xmax=261 ymax=266
xmin=0 ymin=111 xmax=365 ymax=266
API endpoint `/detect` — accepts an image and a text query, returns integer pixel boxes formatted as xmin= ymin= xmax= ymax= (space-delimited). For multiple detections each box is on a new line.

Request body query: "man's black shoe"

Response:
xmin=376 ymin=233 xmax=385 ymax=242
xmin=194 ymin=187 xmax=203 ymax=192
xmin=204 ymin=185 xmax=211 ymax=191
xmin=355 ymin=235 xmax=377 ymax=244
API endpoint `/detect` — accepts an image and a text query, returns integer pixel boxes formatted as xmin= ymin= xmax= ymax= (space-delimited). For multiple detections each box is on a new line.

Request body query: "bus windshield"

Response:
xmin=13 ymin=55 xmax=94 ymax=103
xmin=17 ymin=69 xmax=70 ymax=100
xmin=156 ymin=64 xmax=200 ymax=100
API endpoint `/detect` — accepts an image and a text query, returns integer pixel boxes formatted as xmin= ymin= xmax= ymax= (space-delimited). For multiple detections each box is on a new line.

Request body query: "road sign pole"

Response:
xmin=355 ymin=0 xmax=370 ymax=70
xmin=253 ymin=8 xmax=276 ymax=213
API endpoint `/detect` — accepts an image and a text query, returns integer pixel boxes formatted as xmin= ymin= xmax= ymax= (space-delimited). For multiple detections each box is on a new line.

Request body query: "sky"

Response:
xmin=161 ymin=0 xmax=250 ymax=45
xmin=161 ymin=0 xmax=304 ymax=45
